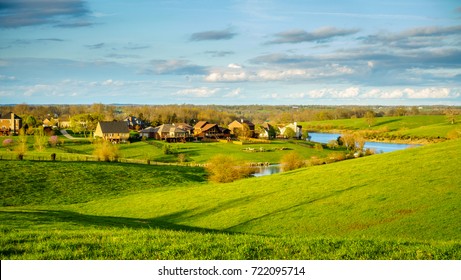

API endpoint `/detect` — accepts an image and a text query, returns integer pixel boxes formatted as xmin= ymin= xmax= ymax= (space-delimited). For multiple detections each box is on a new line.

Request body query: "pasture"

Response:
xmin=1 ymin=138 xmax=460 ymax=259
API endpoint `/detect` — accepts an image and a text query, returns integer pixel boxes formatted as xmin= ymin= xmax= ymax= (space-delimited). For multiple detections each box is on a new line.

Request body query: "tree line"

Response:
xmin=2 ymin=104 xmax=459 ymax=129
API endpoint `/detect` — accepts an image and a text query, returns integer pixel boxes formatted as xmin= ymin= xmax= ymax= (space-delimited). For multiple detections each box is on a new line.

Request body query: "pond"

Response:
xmin=252 ymin=133 xmax=420 ymax=177
xmin=308 ymin=132 xmax=418 ymax=153
xmin=252 ymin=164 xmax=282 ymax=177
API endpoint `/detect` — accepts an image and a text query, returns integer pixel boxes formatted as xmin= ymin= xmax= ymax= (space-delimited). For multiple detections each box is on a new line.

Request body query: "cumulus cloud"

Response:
xmin=190 ymin=28 xmax=237 ymax=41
xmin=228 ymin=63 xmax=242 ymax=69
xmin=0 ymin=0 xmax=93 ymax=28
xmin=266 ymin=27 xmax=359 ymax=44
xmin=176 ymin=87 xmax=220 ymax=98
xmin=204 ymin=64 xmax=354 ymax=82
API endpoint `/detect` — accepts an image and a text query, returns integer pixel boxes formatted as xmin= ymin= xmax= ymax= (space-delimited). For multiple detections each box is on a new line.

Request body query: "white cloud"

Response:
xmin=228 ymin=63 xmax=242 ymax=69
xmin=176 ymin=87 xmax=220 ymax=97
xmin=225 ymin=88 xmax=243 ymax=98
xmin=205 ymin=71 xmax=249 ymax=82
xmin=205 ymin=64 xmax=354 ymax=83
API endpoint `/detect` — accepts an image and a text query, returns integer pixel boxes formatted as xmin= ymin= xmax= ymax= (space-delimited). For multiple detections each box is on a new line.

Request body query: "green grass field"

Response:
xmin=301 ymin=115 xmax=461 ymax=140
xmin=1 ymin=138 xmax=460 ymax=259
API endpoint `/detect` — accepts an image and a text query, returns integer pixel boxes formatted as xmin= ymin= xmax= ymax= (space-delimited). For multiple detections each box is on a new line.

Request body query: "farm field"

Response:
xmin=1 ymin=139 xmax=460 ymax=259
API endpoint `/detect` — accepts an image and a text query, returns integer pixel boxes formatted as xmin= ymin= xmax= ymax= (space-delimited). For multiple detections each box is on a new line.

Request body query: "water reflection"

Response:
xmin=252 ymin=164 xmax=282 ymax=177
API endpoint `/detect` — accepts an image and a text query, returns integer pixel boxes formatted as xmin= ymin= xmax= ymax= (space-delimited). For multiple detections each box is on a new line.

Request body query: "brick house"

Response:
xmin=0 ymin=112 xmax=22 ymax=135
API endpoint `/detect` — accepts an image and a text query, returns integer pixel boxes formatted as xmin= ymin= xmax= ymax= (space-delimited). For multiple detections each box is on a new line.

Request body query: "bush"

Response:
xmin=93 ymin=140 xmax=120 ymax=162
xmin=280 ymin=152 xmax=305 ymax=172
xmin=205 ymin=154 xmax=254 ymax=183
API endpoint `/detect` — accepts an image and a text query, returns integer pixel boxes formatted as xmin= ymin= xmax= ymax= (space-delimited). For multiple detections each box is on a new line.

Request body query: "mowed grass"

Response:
xmin=0 ymin=136 xmax=337 ymax=164
xmin=302 ymin=115 xmax=461 ymax=138
xmin=0 ymin=139 xmax=460 ymax=259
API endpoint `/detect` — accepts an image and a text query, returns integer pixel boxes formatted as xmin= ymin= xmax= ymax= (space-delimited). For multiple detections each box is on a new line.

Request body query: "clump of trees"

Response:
xmin=93 ymin=140 xmax=120 ymax=162
xmin=205 ymin=154 xmax=254 ymax=183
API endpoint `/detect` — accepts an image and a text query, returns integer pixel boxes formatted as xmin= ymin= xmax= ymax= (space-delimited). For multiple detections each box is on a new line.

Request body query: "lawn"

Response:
xmin=1 ymin=139 xmax=460 ymax=259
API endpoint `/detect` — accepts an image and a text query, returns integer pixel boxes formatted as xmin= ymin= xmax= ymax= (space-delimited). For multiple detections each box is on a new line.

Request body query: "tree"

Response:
xmin=445 ymin=107 xmax=459 ymax=125
xmin=14 ymin=128 xmax=28 ymax=160
xmin=34 ymin=127 xmax=48 ymax=152
xmin=340 ymin=133 xmax=365 ymax=152
xmin=283 ymin=127 xmax=296 ymax=139
xmin=364 ymin=111 xmax=375 ymax=127
xmin=205 ymin=154 xmax=253 ymax=183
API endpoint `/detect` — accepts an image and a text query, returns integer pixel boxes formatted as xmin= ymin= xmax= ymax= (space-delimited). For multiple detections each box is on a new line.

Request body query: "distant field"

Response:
xmin=301 ymin=115 xmax=461 ymax=139
xmin=1 ymin=139 xmax=460 ymax=259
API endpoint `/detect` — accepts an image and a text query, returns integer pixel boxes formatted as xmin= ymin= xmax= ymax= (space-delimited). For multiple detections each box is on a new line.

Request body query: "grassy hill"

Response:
xmin=301 ymin=115 xmax=461 ymax=140
xmin=1 ymin=139 xmax=460 ymax=259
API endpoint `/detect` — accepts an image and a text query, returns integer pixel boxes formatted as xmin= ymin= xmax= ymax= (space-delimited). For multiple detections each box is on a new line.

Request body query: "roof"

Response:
xmin=98 ymin=121 xmax=129 ymax=133
xmin=0 ymin=112 xmax=22 ymax=120
xmin=194 ymin=121 xmax=208 ymax=129
xmin=140 ymin=126 xmax=157 ymax=133
xmin=201 ymin=123 xmax=218 ymax=132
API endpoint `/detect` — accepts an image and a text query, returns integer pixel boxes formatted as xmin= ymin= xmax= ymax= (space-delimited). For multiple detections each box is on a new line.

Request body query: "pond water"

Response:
xmin=308 ymin=132 xmax=418 ymax=153
xmin=252 ymin=164 xmax=282 ymax=177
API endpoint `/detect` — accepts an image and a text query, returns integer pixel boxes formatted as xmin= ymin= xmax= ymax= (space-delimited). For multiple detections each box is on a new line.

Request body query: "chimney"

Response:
xmin=11 ymin=112 xmax=15 ymax=133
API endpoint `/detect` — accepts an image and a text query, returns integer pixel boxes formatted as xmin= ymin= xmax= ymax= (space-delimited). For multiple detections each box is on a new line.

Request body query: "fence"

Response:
xmin=0 ymin=152 xmax=205 ymax=167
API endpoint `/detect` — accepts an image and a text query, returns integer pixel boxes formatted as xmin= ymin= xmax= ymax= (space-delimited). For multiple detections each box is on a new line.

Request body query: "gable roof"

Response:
xmin=194 ymin=121 xmax=208 ymax=129
xmin=98 ymin=121 xmax=129 ymax=133
xmin=0 ymin=112 xmax=21 ymax=120
xmin=201 ymin=123 xmax=219 ymax=132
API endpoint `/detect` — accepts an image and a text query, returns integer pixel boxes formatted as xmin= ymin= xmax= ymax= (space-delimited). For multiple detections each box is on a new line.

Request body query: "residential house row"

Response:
xmin=94 ymin=118 xmax=303 ymax=143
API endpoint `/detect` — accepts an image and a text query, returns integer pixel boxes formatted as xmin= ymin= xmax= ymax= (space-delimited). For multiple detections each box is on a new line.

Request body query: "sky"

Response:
xmin=1 ymin=0 xmax=460 ymax=105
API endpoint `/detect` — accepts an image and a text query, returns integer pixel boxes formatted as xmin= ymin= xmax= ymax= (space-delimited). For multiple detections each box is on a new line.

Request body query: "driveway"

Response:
xmin=60 ymin=130 xmax=76 ymax=139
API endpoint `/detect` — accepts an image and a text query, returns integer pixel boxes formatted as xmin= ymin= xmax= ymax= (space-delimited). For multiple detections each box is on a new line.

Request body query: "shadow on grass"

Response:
xmin=374 ymin=118 xmax=402 ymax=128
xmin=0 ymin=209 xmax=223 ymax=234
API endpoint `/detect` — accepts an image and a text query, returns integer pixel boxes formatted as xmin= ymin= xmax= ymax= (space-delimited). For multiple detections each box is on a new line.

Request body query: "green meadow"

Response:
xmin=302 ymin=115 xmax=461 ymax=140
xmin=1 ymin=136 xmax=460 ymax=259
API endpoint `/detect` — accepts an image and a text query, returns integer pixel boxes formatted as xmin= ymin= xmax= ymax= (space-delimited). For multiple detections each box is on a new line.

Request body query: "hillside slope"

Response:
xmin=69 ymin=139 xmax=461 ymax=241
xmin=1 ymin=140 xmax=460 ymax=259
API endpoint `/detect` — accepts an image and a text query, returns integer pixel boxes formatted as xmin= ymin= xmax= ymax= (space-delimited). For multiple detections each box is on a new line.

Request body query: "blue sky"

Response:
xmin=1 ymin=0 xmax=460 ymax=105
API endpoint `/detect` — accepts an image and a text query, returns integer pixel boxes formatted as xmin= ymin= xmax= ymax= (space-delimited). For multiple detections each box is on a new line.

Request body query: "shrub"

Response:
xmin=280 ymin=152 xmax=305 ymax=172
xmin=314 ymin=143 xmax=324 ymax=151
xmin=2 ymin=138 xmax=14 ymax=149
xmin=327 ymin=140 xmax=339 ymax=149
xmin=205 ymin=154 xmax=254 ymax=183
xmin=93 ymin=140 xmax=120 ymax=162
xmin=49 ymin=135 xmax=59 ymax=147
xmin=447 ymin=129 xmax=461 ymax=140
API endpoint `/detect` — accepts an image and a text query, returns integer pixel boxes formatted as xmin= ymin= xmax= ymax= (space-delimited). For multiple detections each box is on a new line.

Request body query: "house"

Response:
xmin=124 ymin=116 xmax=145 ymax=129
xmin=0 ymin=112 xmax=22 ymax=136
xmin=279 ymin=122 xmax=303 ymax=139
xmin=258 ymin=122 xmax=276 ymax=139
xmin=139 ymin=126 xmax=158 ymax=139
xmin=228 ymin=119 xmax=255 ymax=138
xmin=194 ymin=121 xmax=225 ymax=139
xmin=154 ymin=124 xmax=188 ymax=142
xmin=94 ymin=121 xmax=130 ymax=142
xmin=174 ymin=123 xmax=194 ymax=135
xmin=42 ymin=118 xmax=59 ymax=128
